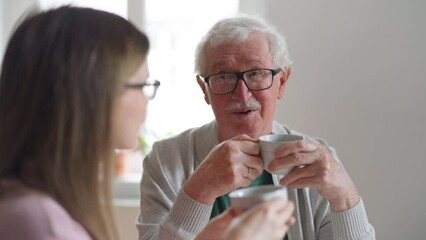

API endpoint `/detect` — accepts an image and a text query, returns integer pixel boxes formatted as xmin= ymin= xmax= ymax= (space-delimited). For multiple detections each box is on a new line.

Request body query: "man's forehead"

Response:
xmin=211 ymin=59 xmax=265 ymax=71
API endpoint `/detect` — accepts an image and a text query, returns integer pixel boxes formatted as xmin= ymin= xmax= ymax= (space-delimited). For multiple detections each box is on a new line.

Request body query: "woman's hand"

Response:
xmin=195 ymin=208 xmax=244 ymax=240
xmin=196 ymin=198 xmax=295 ymax=240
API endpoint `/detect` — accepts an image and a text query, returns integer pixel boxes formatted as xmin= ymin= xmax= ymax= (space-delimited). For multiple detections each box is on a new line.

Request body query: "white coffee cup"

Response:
xmin=259 ymin=133 xmax=304 ymax=175
xmin=229 ymin=185 xmax=288 ymax=209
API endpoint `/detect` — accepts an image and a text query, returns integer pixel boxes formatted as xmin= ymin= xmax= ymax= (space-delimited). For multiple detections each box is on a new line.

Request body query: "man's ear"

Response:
xmin=196 ymin=75 xmax=211 ymax=105
xmin=277 ymin=67 xmax=291 ymax=100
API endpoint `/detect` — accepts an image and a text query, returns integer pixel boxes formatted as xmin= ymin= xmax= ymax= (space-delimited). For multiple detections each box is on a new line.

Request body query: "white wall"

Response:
xmin=0 ymin=0 xmax=3 ymax=60
xmin=254 ymin=1 xmax=425 ymax=239
xmin=0 ymin=0 xmax=37 ymax=65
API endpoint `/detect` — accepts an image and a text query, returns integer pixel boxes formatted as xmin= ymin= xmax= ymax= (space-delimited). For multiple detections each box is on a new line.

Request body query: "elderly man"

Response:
xmin=137 ymin=14 xmax=375 ymax=240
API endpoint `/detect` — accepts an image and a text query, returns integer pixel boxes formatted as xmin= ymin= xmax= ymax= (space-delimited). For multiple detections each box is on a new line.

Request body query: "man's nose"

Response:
xmin=232 ymin=78 xmax=252 ymax=100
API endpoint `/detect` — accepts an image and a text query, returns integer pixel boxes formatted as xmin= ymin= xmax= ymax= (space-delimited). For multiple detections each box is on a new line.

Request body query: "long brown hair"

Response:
xmin=0 ymin=6 xmax=149 ymax=240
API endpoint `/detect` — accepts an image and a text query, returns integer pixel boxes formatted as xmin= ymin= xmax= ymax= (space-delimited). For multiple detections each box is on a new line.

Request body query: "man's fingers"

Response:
xmin=274 ymin=139 xmax=319 ymax=157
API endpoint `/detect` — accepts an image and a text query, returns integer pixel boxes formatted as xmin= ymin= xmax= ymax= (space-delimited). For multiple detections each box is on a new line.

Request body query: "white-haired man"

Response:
xmin=137 ymin=14 xmax=375 ymax=240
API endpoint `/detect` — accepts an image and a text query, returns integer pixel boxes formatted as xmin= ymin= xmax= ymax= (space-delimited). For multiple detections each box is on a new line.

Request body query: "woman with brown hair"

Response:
xmin=0 ymin=6 xmax=153 ymax=240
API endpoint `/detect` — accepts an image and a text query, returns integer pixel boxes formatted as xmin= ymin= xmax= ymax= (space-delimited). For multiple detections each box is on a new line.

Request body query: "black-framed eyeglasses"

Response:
xmin=200 ymin=68 xmax=282 ymax=95
xmin=125 ymin=80 xmax=160 ymax=100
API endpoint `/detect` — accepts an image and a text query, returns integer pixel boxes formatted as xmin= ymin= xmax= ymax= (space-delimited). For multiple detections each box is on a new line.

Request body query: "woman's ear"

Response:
xmin=196 ymin=75 xmax=211 ymax=105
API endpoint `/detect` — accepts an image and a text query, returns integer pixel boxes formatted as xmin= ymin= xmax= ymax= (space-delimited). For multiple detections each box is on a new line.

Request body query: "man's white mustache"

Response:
xmin=225 ymin=99 xmax=261 ymax=112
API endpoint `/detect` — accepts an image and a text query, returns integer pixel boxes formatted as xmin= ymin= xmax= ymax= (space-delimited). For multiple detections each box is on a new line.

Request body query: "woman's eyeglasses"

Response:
xmin=125 ymin=80 xmax=160 ymax=100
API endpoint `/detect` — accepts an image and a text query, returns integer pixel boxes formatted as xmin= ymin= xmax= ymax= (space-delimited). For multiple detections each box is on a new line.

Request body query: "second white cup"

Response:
xmin=229 ymin=185 xmax=288 ymax=209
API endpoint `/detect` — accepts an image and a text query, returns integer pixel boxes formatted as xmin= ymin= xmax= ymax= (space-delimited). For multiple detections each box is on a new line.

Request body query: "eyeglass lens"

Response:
xmin=209 ymin=69 xmax=274 ymax=94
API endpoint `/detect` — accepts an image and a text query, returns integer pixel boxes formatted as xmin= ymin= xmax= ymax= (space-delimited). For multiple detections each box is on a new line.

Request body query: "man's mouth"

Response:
xmin=233 ymin=109 xmax=257 ymax=115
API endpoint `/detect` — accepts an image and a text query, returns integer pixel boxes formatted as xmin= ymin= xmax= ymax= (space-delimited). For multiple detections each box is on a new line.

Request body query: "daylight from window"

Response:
xmin=39 ymin=0 xmax=127 ymax=17
xmin=37 ymin=0 xmax=239 ymax=174
xmin=143 ymin=0 xmax=239 ymax=145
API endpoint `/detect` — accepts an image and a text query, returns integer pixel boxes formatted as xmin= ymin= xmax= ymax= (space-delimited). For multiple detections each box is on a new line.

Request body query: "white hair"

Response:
xmin=194 ymin=14 xmax=293 ymax=75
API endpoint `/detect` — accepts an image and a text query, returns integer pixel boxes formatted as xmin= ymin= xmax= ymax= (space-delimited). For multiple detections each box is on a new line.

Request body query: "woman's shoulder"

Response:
xmin=0 ymin=179 xmax=91 ymax=240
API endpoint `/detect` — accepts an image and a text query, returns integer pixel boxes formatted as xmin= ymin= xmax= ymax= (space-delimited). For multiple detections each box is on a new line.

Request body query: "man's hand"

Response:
xmin=183 ymin=134 xmax=263 ymax=205
xmin=268 ymin=139 xmax=360 ymax=211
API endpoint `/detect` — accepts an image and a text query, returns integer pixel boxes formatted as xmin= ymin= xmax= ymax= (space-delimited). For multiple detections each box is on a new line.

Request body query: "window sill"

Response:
xmin=113 ymin=173 xmax=141 ymax=207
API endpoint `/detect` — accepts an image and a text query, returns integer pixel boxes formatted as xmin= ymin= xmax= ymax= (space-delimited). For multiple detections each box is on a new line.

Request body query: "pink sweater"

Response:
xmin=0 ymin=179 xmax=91 ymax=240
